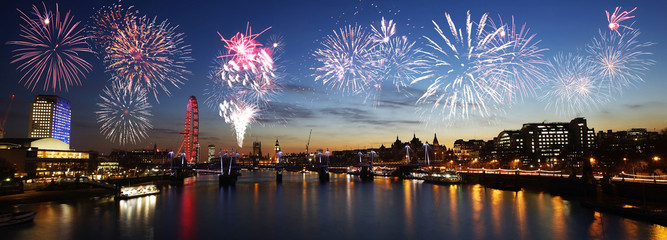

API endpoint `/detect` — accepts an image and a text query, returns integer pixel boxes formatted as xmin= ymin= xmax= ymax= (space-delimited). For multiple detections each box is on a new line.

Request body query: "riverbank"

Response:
xmin=0 ymin=188 xmax=114 ymax=207
xmin=457 ymin=172 xmax=667 ymax=226
xmin=581 ymin=200 xmax=667 ymax=226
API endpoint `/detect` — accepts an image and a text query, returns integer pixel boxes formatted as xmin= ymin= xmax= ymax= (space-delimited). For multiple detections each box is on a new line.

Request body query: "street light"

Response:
xmin=654 ymin=156 xmax=661 ymax=162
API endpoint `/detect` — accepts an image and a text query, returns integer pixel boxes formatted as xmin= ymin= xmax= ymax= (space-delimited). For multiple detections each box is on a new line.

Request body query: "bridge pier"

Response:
xmin=171 ymin=169 xmax=187 ymax=181
xmin=318 ymin=166 xmax=329 ymax=182
xmin=219 ymin=173 xmax=237 ymax=186
xmin=360 ymin=166 xmax=373 ymax=181
xmin=276 ymin=168 xmax=283 ymax=183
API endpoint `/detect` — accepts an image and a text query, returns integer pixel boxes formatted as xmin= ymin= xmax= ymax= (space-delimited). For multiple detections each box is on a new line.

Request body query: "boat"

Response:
xmin=422 ymin=171 xmax=462 ymax=184
xmin=0 ymin=211 xmax=36 ymax=227
xmin=116 ymin=185 xmax=160 ymax=200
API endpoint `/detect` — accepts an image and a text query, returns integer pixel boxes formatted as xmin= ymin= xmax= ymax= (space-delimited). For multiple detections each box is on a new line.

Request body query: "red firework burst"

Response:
xmin=7 ymin=2 xmax=93 ymax=92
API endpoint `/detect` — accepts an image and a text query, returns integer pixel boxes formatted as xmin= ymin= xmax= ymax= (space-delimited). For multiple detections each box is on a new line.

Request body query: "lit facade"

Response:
xmin=28 ymin=95 xmax=71 ymax=144
xmin=208 ymin=144 xmax=215 ymax=162
xmin=494 ymin=117 xmax=596 ymax=166
xmin=0 ymin=138 xmax=96 ymax=178
xmin=452 ymin=139 xmax=485 ymax=161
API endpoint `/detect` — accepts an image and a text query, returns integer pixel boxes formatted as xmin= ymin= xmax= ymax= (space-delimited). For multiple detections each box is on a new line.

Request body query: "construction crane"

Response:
xmin=305 ymin=129 xmax=312 ymax=154
xmin=0 ymin=94 xmax=15 ymax=139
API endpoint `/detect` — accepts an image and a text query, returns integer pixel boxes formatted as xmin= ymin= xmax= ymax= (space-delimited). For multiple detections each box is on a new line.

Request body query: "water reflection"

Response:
xmin=119 ymin=195 xmax=156 ymax=239
xmin=551 ymin=196 xmax=566 ymax=239
xmin=3 ymin=171 xmax=667 ymax=240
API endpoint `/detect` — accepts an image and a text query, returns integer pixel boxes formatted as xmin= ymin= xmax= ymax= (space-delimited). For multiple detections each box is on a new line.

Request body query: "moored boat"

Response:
xmin=116 ymin=185 xmax=160 ymax=200
xmin=0 ymin=211 xmax=36 ymax=227
xmin=422 ymin=171 xmax=462 ymax=184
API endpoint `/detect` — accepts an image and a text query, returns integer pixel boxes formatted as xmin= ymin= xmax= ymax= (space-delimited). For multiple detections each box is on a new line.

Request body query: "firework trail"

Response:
xmin=487 ymin=16 xmax=549 ymax=104
xmin=371 ymin=18 xmax=422 ymax=93
xmin=104 ymin=16 xmax=193 ymax=101
xmin=88 ymin=4 xmax=137 ymax=55
xmin=96 ymin=80 xmax=153 ymax=145
xmin=7 ymin=2 xmax=93 ymax=92
xmin=412 ymin=11 xmax=511 ymax=120
xmin=219 ymin=99 xmax=258 ymax=148
xmin=606 ymin=7 xmax=636 ymax=36
xmin=587 ymin=29 xmax=654 ymax=94
xmin=541 ymin=53 xmax=610 ymax=116
xmin=313 ymin=24 xmax=379 ymax=94
xmin=213 ymin=24 xmax=280 ymax=147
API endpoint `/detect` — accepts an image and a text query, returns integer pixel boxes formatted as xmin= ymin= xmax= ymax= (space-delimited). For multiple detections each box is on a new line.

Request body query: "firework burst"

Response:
xmin=413 ymin=11 xmax=511 ymax=120
xmin=371 ymin=18 xmax=422 ymax=92
xmin=7 ymin=2 xmax=93 ymax=92
xmin=587 ymin=28 xmax=654 ymax=94
xmin=267 ymin=35 xmax=285 ymax=58
xmin=209 ymin=60 xmax=281 ymax=109
xmin=606 ymin=7 xmax=636 ymax=36
xmin=104 ymin=16 xmax=192 ymax=101
xmin=219 ymin=99 xmax=258 ymax=148
xmin=487 ymin=16 xmax=549 ymax=103
xmin=313 ymin=24 xmax=379 ymax=94
xmin=218 ymin=24 xmax=274 ymax=75
xmin=88 ymin=4 xmax=137 ymax=55
xmin=215 ymin=24 xmax=278 ymax=105
xmin=96 ymin=81 xmax=153 ymax=145
xmin=370 ymin=17 xmax=396 ymax=44
xmin=212 ymin=24 xmax=281 ymax=147
xmin=541 ymin=54 xmax=610 ymax=116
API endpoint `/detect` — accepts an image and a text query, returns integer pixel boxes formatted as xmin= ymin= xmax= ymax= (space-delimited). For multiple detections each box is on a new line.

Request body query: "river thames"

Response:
xmin=3 ymin=171 xmax=666 ymax=240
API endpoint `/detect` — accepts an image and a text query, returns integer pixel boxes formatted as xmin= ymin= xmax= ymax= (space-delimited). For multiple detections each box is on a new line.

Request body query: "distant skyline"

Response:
xmin=1 ymin=0 xmax=665 ymax=155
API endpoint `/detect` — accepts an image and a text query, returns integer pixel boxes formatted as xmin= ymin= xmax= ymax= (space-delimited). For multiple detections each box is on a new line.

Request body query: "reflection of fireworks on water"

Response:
xmin=487 ymin=16 xmax=549 ymax=103
xmin=313 ymin=25 xmax=378 ymax=94
xmin=88 ymin=4 xmax=137 ymax=55
xmin=413 ymin=11 xmax=510 ymax=120
xmin=105 ymin=16 xmax=192 ymax=100
xmin=96 ymin=81 xmax=152 ymax=145
xmin=7 ymin=3 xmax=93 ymax=92
xmin=606 ymin=7 xmax=636 ymax=36
xmin=587 ymin=29 xmax=654 ymax=94
xmin=219 ymin=99 xmax=258 ymax=148
xmin=542 ymin=54 xmax=610 ymax=116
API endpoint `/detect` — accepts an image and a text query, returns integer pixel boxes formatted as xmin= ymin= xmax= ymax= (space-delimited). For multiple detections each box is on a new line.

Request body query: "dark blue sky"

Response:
xmin=1 ymin=0 xmax=665 ymax=155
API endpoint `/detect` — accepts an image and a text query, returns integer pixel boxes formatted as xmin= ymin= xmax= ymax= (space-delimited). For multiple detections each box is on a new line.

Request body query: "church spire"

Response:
xmin=433 ymin=133 xmax=439 ymax=146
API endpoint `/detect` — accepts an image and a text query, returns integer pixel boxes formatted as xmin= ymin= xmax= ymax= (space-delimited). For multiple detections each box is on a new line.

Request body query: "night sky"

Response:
xmin=0 ymin=0 xmax=665 ymax=155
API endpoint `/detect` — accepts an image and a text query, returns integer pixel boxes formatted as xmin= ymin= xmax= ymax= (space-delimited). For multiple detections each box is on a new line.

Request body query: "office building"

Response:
xmin=28 ymin=95 xmax=71 ymax=144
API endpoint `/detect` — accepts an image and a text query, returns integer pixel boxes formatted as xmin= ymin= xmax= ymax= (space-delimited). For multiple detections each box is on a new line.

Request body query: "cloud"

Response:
xmin=255 ymin=102 xmax=315 ymax=125
xmin=375 ymin=99 xmax=415 ymax=109
xmin=151 ymin=128 xmax=182 ymax=135
xmin=321 ymin=107 xmax=422 ymax=126
xmin=623 ymin=101 xmax=665 ymax=110
xmin=199 ymin=136 xmax=222 ymax=141
xmin=282 ymin=83 xmax=318 ymax=94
